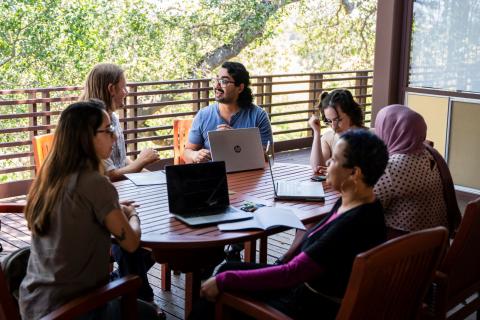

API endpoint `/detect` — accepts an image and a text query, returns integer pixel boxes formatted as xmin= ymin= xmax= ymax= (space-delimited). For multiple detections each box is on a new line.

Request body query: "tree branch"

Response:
xmin=194 ymin=0 xmax=299 ymax=75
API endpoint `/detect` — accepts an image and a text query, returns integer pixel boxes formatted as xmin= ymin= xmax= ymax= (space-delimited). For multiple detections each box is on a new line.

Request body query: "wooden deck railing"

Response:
xmin=0 ymin=70 xmax=373 ymax=198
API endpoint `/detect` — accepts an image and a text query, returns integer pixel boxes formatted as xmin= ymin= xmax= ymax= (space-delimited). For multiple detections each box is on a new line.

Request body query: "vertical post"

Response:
xmin=126 ymin=85 xmax=138 ymax=159
xmin=29 ymin=91 xmax=37 ymax=178
xmin=41 ymin=90 xmax=51 ymax=133
xmin=355 ymin=71 xmax=369 ymax=113
xmin=308 ymin=74 xmax=323 ymax=136
xmin=255 ymin=77 xmax=264 ymax=108
xmin=191 ymin=81 xmax=200 ymax=112
xmin=200 ymin=79 xmax=210 ymax=109
xmin=263 ymin=76 xmax=273 ymax=119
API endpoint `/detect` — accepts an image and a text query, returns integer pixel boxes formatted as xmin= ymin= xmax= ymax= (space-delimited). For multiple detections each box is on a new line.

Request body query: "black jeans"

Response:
xmin=111 ymin=244 xmax=155 ymax=302
xmin=188 ymin=261 xmax=338 ymax=320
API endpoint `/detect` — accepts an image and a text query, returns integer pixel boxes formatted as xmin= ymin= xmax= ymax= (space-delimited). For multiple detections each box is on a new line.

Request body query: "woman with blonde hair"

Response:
xmin=79 ymin=63 xmax=159 ymax=181
xmin=19 ymin=100 xmax=160 ymax=319
xmin=80 ymin=63 xmax=161 ymax=309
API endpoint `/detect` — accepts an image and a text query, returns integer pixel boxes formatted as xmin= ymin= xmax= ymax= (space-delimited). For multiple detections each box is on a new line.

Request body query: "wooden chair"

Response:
xmin=32 ymin=133 xmax=54 ymax=173
xmin=422 ymin=197 xmax=480 ymax=320
xmin=0 ymin=257 xmax=141 ymax=320
xmin=160 ymin=118 xmax=193 ymax=291
xmin=173 ymin=118 xmax=193 ymax=165
xmin=0 ymin=202 xmax=141 ymax=320
xmin=215 ymin=227 xmax=448 ymax=320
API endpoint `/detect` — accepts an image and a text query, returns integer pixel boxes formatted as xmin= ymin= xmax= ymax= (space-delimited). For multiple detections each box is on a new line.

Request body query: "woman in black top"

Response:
xmin=190 ymin=130 xmax=389 ymax=320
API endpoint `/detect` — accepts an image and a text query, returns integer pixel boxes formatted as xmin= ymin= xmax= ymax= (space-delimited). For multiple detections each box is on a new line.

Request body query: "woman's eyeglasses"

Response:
xmin=96 ymin=124 xmax=115 ymax=137
xmin=323 ymin=117 xmax=343 ymax=126
xmin=211 ymin=78 xmax=236 ymax=88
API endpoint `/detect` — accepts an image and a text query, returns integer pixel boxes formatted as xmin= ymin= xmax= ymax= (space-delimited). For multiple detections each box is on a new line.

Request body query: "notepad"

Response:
xmin=218 ymin=207 xmax=305 ymax=231
xmin=124 ymin=171 xmax=166 ymax=186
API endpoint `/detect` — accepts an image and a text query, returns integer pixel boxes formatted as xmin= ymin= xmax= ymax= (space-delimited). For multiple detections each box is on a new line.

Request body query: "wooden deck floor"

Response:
xmin=1 ymin=147 xmax=478 ymax=320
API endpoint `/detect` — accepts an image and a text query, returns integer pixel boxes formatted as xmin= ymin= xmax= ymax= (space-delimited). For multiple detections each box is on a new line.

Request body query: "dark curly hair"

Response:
xmin=221 ymin=61 xmax=254 ymax=109
xmin=317 ymin=89 xmax=364 ymax=127
xmin=340 ymin=129 xmax=389 ymax=187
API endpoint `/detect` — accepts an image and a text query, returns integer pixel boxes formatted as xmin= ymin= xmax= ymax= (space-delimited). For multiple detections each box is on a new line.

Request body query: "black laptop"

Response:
xmin=165 ymin=161 xmax=253 ymax=226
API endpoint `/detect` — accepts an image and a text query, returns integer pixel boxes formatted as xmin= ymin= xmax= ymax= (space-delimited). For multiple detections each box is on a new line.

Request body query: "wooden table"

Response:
xmin=114 ymin=162 xmax=340 ymax=318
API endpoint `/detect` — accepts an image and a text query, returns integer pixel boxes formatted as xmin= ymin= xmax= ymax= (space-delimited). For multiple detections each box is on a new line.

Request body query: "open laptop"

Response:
xmin=165 ymin=161 xmax=253 ymax=226
xmin=267 ymin=156 xmax=325 ymax=201
xmin=208 ymin=127 xmax=265 ymax=173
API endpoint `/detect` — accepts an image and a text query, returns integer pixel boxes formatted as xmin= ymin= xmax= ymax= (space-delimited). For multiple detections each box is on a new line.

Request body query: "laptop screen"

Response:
xmin=166 ymin=161 xmax=230 ymax=214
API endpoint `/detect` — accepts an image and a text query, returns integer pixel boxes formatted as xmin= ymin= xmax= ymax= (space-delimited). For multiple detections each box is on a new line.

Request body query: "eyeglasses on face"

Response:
xmin=323 ymin=117 xmax=343 ymax=125
xmin=211 ymin=78 xmax=236 ymax=88
xmin=96 ymin=124 xmax=115 ymax=137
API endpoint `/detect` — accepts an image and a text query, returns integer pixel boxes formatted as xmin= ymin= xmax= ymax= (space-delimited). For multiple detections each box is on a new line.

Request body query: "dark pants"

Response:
xmin=188 ymin=261 xmax=339 ymax=320
xmin=111 ymin=245 xmax=155 ymax=302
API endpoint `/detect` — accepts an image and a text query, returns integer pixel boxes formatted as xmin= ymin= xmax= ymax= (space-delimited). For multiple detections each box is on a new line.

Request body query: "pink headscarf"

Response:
xmin=375 ymin=104 xmax=427 ymax=155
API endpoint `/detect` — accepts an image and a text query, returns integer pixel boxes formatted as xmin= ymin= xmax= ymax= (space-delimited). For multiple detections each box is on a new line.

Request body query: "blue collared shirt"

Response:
xmin=188 ymin=103 xmax=273 ymax=149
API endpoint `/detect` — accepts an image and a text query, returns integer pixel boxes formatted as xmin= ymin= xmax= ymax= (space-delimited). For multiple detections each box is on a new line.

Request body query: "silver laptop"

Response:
xmin=165 ymin=161 xmax=253 ymax=226
xmin=267 ymin=156 xmax=325 ymax=201
xmin=208 ymin=127 xmax=265 ymax=173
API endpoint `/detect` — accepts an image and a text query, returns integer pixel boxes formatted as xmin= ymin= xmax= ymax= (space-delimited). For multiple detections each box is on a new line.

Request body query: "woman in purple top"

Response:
xmin=189 ymin=130 xmax=389 ymax=320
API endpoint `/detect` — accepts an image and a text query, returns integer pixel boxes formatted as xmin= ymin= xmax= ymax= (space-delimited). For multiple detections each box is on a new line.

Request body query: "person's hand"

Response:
xmin=216 ymin=124 xmax=233 ymax=131
xmin=313 ymin=165 xmax=327 ymax=175
xmin=120 ymin=200 xmax=139 ymax=207
xmin=193 ymin=149 xmax=211 ymax=163
xmin=137 ymin=148 xmax=159 ymax=166
xmin=200 ymin=277 xmax=220 ymax=302
xmin=121 ymin=204 xmax=137 ymax=220
xmin=308 ymin=115 xmax=321 ymax=133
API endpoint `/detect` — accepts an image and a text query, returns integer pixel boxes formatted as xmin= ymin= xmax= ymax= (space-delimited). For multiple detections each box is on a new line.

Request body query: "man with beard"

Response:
xmin=184 ymin=61 xmax=273 ymax=164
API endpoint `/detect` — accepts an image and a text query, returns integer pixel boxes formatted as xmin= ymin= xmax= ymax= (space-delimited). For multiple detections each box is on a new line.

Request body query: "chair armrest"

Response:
xmin=40 ymin=275 xmax=141 ymax=320
xmin=215 ymin=292 xmax=293 ymax=320
xmin=0 ymin=203 xmax=25 ymax=214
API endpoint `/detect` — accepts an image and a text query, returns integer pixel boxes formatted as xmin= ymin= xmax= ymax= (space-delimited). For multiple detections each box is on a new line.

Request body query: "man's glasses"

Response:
xmin=323 ymin=117 xmax=343 ymax=126
xmin=211 ymin=78 xmax=236 ymax=88
xmin=96 ymin=124 xmax=115 ymax=137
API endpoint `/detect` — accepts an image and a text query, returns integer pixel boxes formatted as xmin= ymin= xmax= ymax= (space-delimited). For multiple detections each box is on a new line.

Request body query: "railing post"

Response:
xmin=355 ymin=71 xmax=368 ymax=111
xmin=192 ymin=80 xmax=210 ymax=112
xmin=263 ymin=76 xmax=272 ymax=121
xmin=308 ymin=74 xmax=323 ymax=136
xmin=41 ymin=91 xmax=51 ymax=134
xmin=126 ymin=85 xmax=138 ymax=159
xmin=255 ymin=77 xmax=264 ymax=108
xmin=200 ymin=79 xmax=210 ymax=109
xmin=192 ymin=81 xmax=200 ymax=112
xmin=29 ymin=91 xmax=37 ymax=177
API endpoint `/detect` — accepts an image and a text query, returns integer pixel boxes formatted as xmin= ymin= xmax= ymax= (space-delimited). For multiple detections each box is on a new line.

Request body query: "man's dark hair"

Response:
xmin=340 ymin=129 xmax=389 ymax=187
xmin=221 ymin=61 xmax=254 ymax=108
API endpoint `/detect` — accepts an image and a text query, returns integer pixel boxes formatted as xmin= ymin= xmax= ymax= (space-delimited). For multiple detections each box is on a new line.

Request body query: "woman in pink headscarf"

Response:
xmin=374 ymin=104 xmax=461 ymax=239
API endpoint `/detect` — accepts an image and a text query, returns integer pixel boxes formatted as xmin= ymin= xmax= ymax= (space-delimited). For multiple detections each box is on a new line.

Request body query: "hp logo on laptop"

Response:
xmin=233 ymin=145 xmax=242 ymax=153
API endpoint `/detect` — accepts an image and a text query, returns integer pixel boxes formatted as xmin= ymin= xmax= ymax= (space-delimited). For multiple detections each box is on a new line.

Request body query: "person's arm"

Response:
xmin=104 ymin=204 xmax=141 ymax=253
xmin=309 ymin=115 xmax=326 ymax=170
xmin=183 ymin=142 xmax=211 ymax=164
xmin=106 ymin=148 xmax=159 ymax=180
xmin=200 ymin=252 xmax=323 ymax=301
xmin=373 ymin=163 xmax=394 ymax=211
xmin=257 ymin=108 xmax=273 ymax=147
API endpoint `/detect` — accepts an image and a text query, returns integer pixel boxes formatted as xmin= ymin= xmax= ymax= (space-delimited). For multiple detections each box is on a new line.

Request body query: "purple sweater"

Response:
xmin=216 ymin=212 xmax=341 ymax=292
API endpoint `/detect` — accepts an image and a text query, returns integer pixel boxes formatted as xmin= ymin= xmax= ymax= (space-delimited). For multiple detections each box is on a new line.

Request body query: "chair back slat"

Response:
xmin=32 ymin=133 xmax=55 ymax=173
xmin=173 ymin=119 xmax=193 ymax=165
xmin=337 ymin=227 xmax=448 ymax=320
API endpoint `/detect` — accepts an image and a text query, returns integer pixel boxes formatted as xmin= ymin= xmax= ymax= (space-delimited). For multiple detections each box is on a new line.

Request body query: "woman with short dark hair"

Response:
xmin=189 ymin=130 xmax=389 ymax=320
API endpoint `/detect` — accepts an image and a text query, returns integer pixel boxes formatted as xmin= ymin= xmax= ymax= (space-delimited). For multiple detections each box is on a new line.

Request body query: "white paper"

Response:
xmin=218 ymin=207 xmax=305 ymax=231
xmin=124 ymin=171 xmax=166 ymax=186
